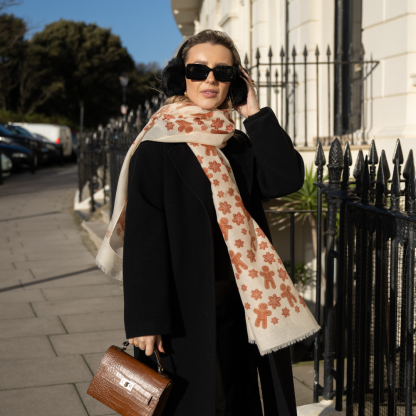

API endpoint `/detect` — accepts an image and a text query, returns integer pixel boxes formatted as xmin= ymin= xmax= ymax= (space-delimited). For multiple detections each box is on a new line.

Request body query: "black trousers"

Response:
xmin=214 ymin=281 xmax=263 ymax=416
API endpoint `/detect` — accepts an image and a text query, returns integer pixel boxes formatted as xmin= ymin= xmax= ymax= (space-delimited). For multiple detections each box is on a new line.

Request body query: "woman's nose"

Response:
xmin=205 ymin=70 xmax=217 ymax=83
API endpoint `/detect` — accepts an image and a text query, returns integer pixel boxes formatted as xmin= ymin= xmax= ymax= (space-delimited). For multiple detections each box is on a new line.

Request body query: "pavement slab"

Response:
xmin=0 ymin=302 xmax=36 ymax=320
xmin=31 ymin=296 xmax=124 ymax=316
xmin=0 ymin=384 xmax=89 ymax=416
xmin=0 ymin=355 xmax=92 ymax=389
xmin=60 ymin=310 xmax=124 ymax=333
xmin=0 ymin=316 xmax=65 ymax=339
xmin=49 ymin=329 xmax=126 ymax=356
xmin=41 ymin=283 xmax=123 ymax=301
xmin=0 ymin=336 xmax=57 ymax=360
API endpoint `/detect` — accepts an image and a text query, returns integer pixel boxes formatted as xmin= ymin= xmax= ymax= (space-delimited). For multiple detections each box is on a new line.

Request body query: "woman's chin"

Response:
xmin=192 ymin=97 xmax=223 ymax=111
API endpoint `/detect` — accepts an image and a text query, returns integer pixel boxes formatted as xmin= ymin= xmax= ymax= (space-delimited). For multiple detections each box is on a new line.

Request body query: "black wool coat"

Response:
xmin=123 ymin=107 xmax=305 ymax=416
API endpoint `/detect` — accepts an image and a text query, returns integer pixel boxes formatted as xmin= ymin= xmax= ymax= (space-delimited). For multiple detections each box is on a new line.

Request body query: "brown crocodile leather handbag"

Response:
xmin=87 ymin=340 xmax=173 ymax=416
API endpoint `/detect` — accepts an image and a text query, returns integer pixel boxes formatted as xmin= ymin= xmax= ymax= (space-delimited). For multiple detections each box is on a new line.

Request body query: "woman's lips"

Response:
xmin=201 ymin=90 xmax=218 ymax=98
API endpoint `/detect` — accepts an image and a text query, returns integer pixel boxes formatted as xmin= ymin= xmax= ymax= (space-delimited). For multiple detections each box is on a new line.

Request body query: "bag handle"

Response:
xmin=121 ymin=340 xmax=165 ymax=375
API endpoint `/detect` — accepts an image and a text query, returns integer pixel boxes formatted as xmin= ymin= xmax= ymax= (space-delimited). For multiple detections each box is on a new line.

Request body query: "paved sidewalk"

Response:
xmin=0 ymin=165 xmax=318 ymax=415
xmin=0 ymin=165 xmax=124 ymax=416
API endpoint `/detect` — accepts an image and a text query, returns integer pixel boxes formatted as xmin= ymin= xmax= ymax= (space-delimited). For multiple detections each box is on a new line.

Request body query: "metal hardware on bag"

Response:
xmin=121 ymin=340 xmax=130 ymax=351
xmin=119 ymin=377 xmax=135 ymax=391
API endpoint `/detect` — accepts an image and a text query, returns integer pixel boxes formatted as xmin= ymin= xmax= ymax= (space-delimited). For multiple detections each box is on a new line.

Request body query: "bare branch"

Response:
xmin=0 ymin=0 xmax=22 ymax=12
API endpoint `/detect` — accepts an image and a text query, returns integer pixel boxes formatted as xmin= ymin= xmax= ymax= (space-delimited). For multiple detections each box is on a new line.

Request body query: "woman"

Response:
xmin=97 ymin=29 xmax=319 ymax=416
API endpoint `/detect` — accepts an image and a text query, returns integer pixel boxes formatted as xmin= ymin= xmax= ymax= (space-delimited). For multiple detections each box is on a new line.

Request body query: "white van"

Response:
xmin=14 ymin=123 xmax=73 ymax=157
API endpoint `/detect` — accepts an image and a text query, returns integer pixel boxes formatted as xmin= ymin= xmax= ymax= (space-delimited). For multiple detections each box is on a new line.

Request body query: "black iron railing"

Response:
xmin=314 ymin=137 xmax=416 ymax=416
xmin=232 ymin=45 xmax=379 ymax=148
xmin=76 ymin=94 xmax=165 ymax=215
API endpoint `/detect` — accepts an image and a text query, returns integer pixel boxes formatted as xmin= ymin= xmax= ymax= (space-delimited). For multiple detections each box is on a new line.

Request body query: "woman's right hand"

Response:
xmin=129 ymin=335 xmax=164 ymax=356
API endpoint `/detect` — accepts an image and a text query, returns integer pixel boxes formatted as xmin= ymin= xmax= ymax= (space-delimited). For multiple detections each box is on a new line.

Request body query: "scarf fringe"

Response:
xmin=248 ymin=326 xmax=321 ymax=356
xmin=95 ymin=258 xmax=122 ymax=282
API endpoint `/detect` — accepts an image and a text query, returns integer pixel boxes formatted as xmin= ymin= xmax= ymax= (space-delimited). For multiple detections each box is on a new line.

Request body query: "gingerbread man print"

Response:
xmin=218 ymin=217 xmax=232 ymax=241
xmin=229 ymin=250 xmax=248 ymax=274
xmin=253 ymin=303 xmax=272 ymax=329
xmin=259 ymin=265 xmax=276 ymax=289
xmin=235 ymin=195 xmax=251 ymax=220
xmin=280 ymin=283 xmax=297 ymax=307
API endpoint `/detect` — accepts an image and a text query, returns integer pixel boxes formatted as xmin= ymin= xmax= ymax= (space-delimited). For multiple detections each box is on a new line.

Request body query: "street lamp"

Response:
xmin=119 ymin=73 xmax=129 ymax=120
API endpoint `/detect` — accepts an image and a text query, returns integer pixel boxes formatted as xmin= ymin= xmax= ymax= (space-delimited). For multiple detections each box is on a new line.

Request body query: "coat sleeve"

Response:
xmin=243 ymin=107 xmax=305 ymax=199
xmin=123 ymin=141 xmax=173 ymax=339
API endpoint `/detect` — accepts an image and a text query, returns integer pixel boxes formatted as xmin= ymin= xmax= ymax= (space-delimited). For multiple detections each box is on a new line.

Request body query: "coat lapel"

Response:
xmin=168 ymin=138 xmax=254 ymax=217
xmin=168 ymin=143 xmax=217 ymax=220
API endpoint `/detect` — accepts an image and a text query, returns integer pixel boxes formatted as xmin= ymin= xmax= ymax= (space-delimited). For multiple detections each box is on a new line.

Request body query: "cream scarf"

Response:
xmin=96 ymin=101 xmax=320 ymax=355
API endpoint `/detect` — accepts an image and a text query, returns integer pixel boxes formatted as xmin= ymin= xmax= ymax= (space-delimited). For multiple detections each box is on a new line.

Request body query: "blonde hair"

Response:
xmin=164 ymin=29 xmax=241 ymax=110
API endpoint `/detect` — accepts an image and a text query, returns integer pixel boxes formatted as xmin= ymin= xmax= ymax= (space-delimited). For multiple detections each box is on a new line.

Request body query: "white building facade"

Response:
xmin=170 ymin=0 xmax=416 ymax=306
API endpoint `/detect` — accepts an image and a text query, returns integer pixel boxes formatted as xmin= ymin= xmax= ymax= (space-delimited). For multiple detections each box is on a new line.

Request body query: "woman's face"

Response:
xmin=184 ymin=43 xmax=233 ymax=110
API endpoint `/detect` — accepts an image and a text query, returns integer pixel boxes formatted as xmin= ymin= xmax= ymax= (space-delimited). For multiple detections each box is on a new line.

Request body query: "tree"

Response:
xmin=0 ymin=13 xmax=26 ymax=109
xmin=19 ymin=20 xmax=135 ymax=127
xmin=0 ymin=0 xmax=21 ymax=12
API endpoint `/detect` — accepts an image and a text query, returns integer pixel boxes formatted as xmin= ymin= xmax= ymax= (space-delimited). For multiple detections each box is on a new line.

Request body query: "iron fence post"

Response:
xmin=322 ymin=138 xmax=343 ymax=400
xmin=314 ymin=141 xmax=326 ymax=402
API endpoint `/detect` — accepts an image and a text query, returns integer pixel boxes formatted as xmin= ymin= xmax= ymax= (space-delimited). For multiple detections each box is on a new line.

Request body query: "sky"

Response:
xmin=7 ymin=0 xmax=184 ymax=68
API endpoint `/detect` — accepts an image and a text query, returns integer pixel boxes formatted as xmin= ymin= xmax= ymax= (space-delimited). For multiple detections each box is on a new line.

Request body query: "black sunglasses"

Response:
xmin=185 ymin=63 xmax=237 ymax=82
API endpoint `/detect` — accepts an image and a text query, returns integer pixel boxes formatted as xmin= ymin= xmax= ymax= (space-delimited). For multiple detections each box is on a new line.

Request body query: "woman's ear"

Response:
xmin=230 ymin=67 xmax=248 ymax=105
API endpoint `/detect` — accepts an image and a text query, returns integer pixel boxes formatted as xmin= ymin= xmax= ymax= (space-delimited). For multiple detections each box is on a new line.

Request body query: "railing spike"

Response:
xmin=280 ymin=46 xmax=285 ymax=58
xmin=403 ymin=149 xmax=414 ymax=211
xmin=392 ymin=138 xmax=404 ymax=165
xmin=268 ymin=46 xmax=273 ymax=58
xmin=368 ymin=140 xmax=378 ymax=165
xmin=315 ymin=140 xmax=326 ymax=166
xmin=361 ymin=155 xmax=370 ymax=204
xmin=390 ymin=158 xmax=401 ymax=211
xmin=407 ymin=157 xmax=416 ymax=214
xmin=244 ymin=53 xmax=249 ymax=67
xmin=353 ymin=149 xmax=364 ymax=180
xmin=353 ymin=149 xmax=364 ymax=195
xmin=315 ymin=141 xmax=326 ymax=184
xmin=341 ymin=142 xmax=352 ymax=190
xmin=326 ymin=45 xmax=331 ymax=56
xmin=375 ymin=158 xmax=386 ymax=208
xmin=403 ymin=149 xmax=414 ymax=180
xmin=256 ymin=47 xmax=261 ymax=60
xmin=361 ymin=43 xmax=365 ymax=57
xmin=275 ymin=68 xmax=279 ymax=78
xmin=328 ymin=138 xmax=344 ymax=187
xmin=315 ymin=45 xmax=320 ymax=56
xmin=344 ymin=141 xmax=352 ymax=166
xmin=266 ymin=68 xmax=270 ymax=77
xmin=292 ymin=45 xmax=297 ymax=57
xmin=381 ymin=150 xmax=391 ymax=180
xmin=303 ymin=45 xmax=308 ymax=57
xmin=368 ymin=140 xmax=378 ymax=202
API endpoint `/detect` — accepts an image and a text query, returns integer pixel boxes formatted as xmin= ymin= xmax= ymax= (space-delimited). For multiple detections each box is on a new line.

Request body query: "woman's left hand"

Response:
xmin=233 ymin=65 xmax=261 ymax=119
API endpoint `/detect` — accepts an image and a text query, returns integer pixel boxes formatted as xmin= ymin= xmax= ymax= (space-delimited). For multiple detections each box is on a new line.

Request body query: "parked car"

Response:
xmin=5 ymin=124 xmax=50 ymax=165
xmin=0 ymin=142 xmax=35 ymax=173
xmin=32 ymin=133 xmax=64 ymax=165
xmin=1 ymin=153 xmax=12 ymax=178
xmin=0 ymin=124 xmax=40 ymax=169
xmin=14 ymin=123 xmax=72 ymax=157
